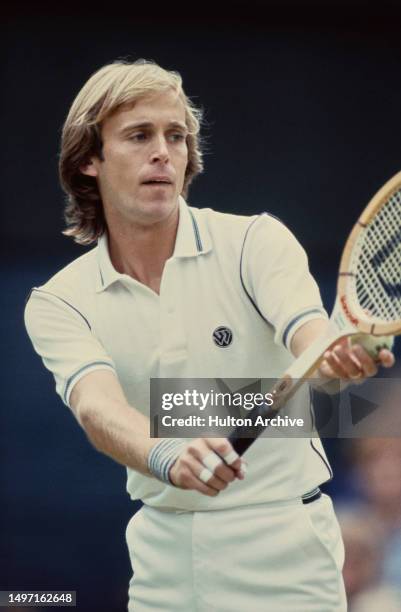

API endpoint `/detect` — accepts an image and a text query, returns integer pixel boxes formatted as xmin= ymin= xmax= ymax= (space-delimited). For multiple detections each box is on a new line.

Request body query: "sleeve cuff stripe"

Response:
xmin=282 ymin=308 xmax=327 ymax=348
xmin=64 ymin=361 xmax=115 ymax=404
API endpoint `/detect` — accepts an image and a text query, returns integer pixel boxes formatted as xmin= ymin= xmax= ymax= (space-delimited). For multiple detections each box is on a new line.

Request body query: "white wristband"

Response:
xmin=147 ymin=439 xmax=186 ymax=485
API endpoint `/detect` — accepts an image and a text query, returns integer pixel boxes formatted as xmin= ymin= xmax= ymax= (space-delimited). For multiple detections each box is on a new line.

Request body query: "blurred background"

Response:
xmin=2 ymin=1 xmax=401 ymax=610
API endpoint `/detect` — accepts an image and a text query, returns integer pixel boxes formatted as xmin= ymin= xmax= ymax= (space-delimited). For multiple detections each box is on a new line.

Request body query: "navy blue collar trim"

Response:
xmin=189 ymin=209 xmax=203 ymax=252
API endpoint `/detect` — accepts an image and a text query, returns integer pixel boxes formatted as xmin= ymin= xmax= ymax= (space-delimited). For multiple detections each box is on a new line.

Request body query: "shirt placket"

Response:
xmin=158 ymin=259 xmax=188 ymax=377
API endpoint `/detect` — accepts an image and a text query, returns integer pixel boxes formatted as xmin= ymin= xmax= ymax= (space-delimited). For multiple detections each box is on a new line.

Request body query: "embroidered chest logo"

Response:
xmin=213 ymin=326 xmax=233 ymax=347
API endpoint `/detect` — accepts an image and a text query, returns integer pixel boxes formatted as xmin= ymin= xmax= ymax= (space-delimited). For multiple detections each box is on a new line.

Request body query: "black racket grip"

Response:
xmin=229 ymin=435 xmax=255 ymax=456
xmin=228 ymin=402 xmax=277 ymax=456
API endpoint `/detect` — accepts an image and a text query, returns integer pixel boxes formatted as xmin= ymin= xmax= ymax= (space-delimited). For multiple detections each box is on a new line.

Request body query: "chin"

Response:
xmin=138 ymin=197 xmax=178 ymax=223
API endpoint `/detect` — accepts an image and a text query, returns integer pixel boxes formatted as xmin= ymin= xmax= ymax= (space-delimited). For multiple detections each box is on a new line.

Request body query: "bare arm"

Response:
xmin=69 ymin=369 xmax=244 ymax=496
xmin=290 ymin=318 xmax=328 ymax=359
xmin=70 ymin=369 xmax=156 ymax=475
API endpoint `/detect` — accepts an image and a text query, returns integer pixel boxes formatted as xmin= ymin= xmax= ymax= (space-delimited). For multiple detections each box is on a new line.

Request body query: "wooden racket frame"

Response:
xmin=338 ymin=170 xmax=401 ymax=336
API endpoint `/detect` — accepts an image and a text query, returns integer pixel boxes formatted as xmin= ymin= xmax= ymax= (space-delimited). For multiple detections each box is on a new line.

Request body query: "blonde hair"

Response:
xmin=59 ymin=59 xmax=204 ymax=245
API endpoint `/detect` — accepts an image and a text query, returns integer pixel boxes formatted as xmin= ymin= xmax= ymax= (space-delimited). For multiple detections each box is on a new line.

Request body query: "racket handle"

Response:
xmin=227 ymin=402 xmax=278 ymax=456
xmin=227 ymin=376 xmax=300 ymax=456
xmin=229 ymin=436 xmax=255 ymax=456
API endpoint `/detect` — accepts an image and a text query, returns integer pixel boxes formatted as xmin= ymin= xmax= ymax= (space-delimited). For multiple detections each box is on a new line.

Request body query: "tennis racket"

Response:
xmin=229 ymin=171 xmax=401 ymax=455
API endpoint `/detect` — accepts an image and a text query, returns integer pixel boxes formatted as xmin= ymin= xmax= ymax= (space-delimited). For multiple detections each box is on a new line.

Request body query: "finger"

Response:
xmin=171 ymin=459 xmax=221 ymax=496
xmin=318 ymin=358 xmax=337 ymax=379
xmin=199 ymin=467 xmax=214 ymax=485
xmin=201 ymin=450 xmax=243 ymax=482
xmin=207 ymin=438 xmax=240 ymax=466
xmin=322 ymin=349 xmax=351 ymax=379
xmin=187 ymin=442 xmax=237 ymax=483
xmin=187 ymin=439 xmax=247 ymax=480
xmin=202 ymin=451 xmax=223 ymax=472
xmin=351 ymin=344 xmax=378 ymax=377
xmin=186 ymin=472 xmax=220 ymax=496
xmin=187 ymin=441 xmax=244 ymax=483
xmin=206 ymin=439 xmax=245 ymax=477
xmin=198 ymin=466 xmax=230 ymax=491
xmin=332 ymin=344 xmax=364 ymax=379
xmin=200 ymin=450 xmax=240 ymax=483
xmin=377 ymin=348 xmax=395 ymax=368
xmin=195 ymin=482 xmax=220 ymax=497
xmin=188 ymin=454 xmax=229 ymax=492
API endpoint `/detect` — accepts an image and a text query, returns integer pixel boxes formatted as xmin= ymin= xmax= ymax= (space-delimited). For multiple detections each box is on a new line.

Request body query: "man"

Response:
xmin=25 ymin=59 xmax=394 ymax=611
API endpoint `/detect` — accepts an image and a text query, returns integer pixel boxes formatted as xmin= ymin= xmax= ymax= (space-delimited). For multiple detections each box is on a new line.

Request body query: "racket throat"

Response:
xmin=286 ymin=296 xmax=357 ymax=381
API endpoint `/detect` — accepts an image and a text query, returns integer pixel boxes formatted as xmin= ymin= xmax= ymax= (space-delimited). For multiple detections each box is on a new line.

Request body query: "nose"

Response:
xmin=150 ymin=135 xmax=169 ymax=164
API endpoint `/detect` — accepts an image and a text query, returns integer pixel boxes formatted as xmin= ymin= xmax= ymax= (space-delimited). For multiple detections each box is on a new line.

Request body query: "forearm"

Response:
xmin=290 ymin=317 xmax=328 ymax=359
xmin=290 ymin=318 xmax=351 ymax=394
xmin=78 ymin=397 xmax=156 ymax=475
xmin=70 ymin=371 xmax=157 ymax=475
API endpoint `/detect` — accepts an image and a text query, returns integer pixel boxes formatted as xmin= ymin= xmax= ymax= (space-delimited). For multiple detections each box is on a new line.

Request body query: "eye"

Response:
xmin=168 ymin=132 xmax=186 ymax=143
xmin=129 ymin=132 xmax=148 ymax=142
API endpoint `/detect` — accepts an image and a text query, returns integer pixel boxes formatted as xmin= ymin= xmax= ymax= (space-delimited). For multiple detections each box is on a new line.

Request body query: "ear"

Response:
xmin=80 ymin=159 xmax=98 ymax=177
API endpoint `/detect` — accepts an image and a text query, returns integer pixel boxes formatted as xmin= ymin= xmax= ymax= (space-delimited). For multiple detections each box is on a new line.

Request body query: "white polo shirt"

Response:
xmin=25 ymin=198 xmax=332 ymax=511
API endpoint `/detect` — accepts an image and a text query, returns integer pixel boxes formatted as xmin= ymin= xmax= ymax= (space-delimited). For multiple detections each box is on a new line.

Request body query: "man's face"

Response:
xmin=82 ymin=89 xmax=189 ymax=229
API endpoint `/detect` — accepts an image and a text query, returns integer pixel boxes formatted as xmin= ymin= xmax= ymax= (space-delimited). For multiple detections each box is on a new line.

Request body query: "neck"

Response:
xmin=106 ymin=207 xmax=179 ymax=294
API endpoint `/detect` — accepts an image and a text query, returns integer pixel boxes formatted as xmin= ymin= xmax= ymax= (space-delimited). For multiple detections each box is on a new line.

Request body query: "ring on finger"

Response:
xmin=199 ymin=467 xmax=214 ymax=484
xmin=202 ymin=452 xmax=222 ymax=473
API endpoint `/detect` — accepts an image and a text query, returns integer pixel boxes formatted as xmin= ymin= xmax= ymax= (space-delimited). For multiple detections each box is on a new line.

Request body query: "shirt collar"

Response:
xmin=96 ymin=197 xmax=212 ymax=292
xmin=96 ymin=232 xmax=122 ymax=292
xmin=173 ymin=196 xmax=212 ymax=258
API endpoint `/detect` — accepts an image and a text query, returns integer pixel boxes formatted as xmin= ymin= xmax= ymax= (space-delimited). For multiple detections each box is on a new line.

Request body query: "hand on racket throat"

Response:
xmin=291 ymin=317 xmax=395 ymax=382
xmin=229 ymin=172 xmax=401 ymax=456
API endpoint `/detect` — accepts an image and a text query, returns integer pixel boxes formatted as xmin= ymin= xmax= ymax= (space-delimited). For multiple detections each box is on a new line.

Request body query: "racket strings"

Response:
xmin=354 ymin=189 xmax=401 ymax=322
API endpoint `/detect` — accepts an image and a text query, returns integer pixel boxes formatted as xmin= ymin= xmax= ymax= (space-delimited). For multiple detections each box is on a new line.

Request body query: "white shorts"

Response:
xmin=126 ymin=493 xmax=346 ymax=611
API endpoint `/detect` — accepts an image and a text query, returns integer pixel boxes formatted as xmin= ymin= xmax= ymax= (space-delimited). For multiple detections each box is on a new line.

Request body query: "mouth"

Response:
xmin=141 ymin=177 xmax=173 ymax=186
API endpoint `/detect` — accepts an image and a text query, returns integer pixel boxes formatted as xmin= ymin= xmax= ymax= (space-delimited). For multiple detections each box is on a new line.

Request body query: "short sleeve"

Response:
xmin=24 ymin=288 xmax=116 ymax=407
xmin=242 ymin=214 xmax=328 ymax=349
